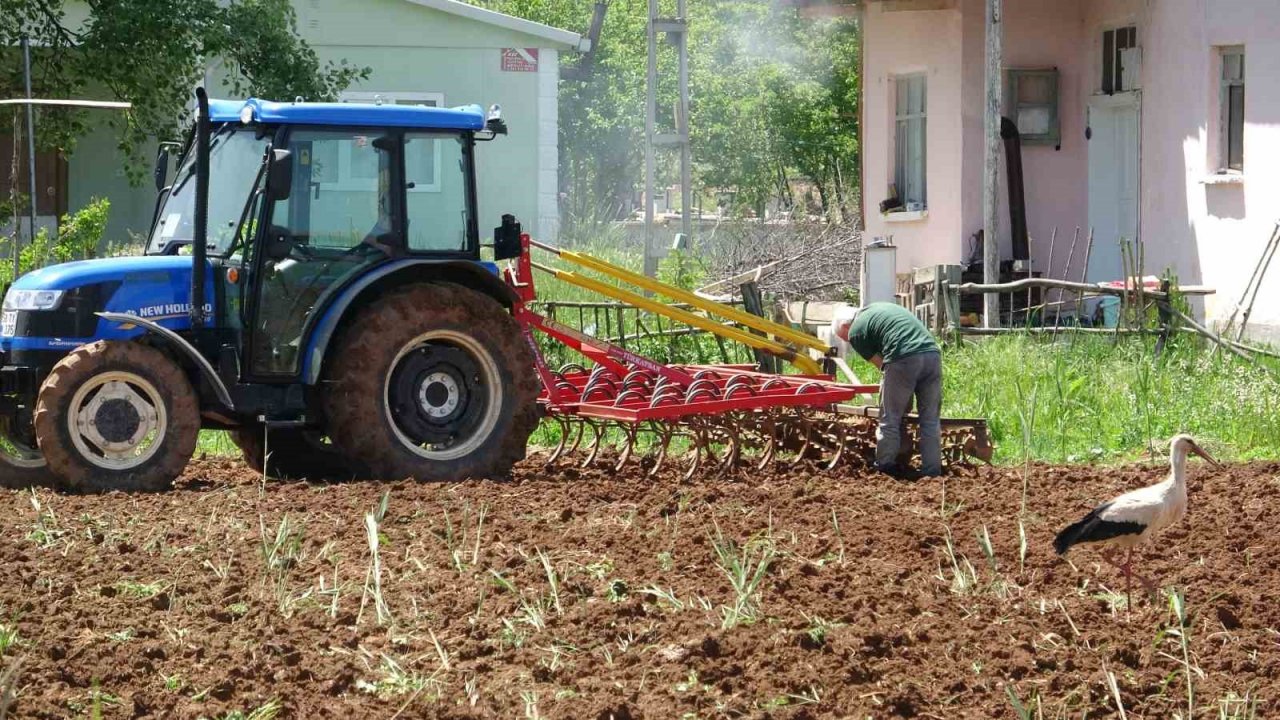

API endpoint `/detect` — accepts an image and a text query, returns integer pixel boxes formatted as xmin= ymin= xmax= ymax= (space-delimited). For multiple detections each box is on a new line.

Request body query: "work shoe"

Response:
xmin=873 ymin=462 xmax=905 ymax=478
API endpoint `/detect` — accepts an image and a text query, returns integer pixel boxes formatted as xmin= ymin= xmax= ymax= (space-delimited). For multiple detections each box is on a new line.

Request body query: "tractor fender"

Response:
xmin=95 ymin=312 xmax=235 ymax=410
xmin=301 ymin=259 xmax=516 ymax=385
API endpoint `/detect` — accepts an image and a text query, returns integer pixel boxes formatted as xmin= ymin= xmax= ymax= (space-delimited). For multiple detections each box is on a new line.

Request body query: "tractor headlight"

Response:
xmin=3 ymin=289 xmax=64 ymax=311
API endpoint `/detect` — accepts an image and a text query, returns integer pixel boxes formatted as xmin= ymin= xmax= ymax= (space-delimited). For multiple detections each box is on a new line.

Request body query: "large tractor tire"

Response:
xmin=0 ymin=440 xmax=55 ymax=489
xmin=323 ymin=283 xmax=539 ymax=481
xmin=34 ymin=341 xmax=200 ymax=493
xmin=230 ymin=424 xmax=365 ymax=480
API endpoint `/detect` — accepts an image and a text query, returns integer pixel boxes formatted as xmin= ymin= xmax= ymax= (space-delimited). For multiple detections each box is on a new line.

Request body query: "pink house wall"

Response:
xmin=867 ymin=0 xmax=1091 ymax=276
xmin=863 ymin=0 xmax=1280 ymax=340
xmin=862 ymin=2 xmax=967 ymax=271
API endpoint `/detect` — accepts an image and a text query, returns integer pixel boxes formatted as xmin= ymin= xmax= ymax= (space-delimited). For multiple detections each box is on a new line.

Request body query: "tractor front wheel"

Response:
xmin=35 ymin=341 xmax=200 ymax=492
xmin=323 ymin=283 xmax=538 ymax=481
xmin=0 ymin=438 xmax=54 ymax=489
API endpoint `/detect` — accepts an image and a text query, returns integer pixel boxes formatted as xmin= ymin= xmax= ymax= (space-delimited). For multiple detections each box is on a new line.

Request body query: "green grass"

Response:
xmin=189 ymin=235 xmax=1280 ymax=468
xmin=942 ymin=332 xmax=1280 ymax=464
xmin=197 ymin=430 xmax=239 ymax=458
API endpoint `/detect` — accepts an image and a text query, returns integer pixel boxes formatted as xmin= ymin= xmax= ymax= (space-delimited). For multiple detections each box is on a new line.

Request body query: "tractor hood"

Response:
xmin=10 ymin=255 xmax=199 ymax=292
xmin=2 ymin=256 xmax=216 ymax=352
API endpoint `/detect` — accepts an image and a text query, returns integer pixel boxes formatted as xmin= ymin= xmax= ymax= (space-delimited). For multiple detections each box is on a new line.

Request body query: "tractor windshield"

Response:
xmin=147 ymin=125 xmax=270 ymax=256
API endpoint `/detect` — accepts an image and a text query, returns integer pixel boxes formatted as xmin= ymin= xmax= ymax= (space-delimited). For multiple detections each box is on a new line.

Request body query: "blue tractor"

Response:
xmin=0 ymin=89 xmax=539 ymax=491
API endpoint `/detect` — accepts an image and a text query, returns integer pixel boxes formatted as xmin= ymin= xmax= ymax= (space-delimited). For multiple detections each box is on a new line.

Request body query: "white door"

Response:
xmin=1087 ymin=96 xmax=1140 ymax=282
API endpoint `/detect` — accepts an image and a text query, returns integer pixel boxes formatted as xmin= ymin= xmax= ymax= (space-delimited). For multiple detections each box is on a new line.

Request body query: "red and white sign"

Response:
xmin=501 ymin=48 xmax=539 ymax=72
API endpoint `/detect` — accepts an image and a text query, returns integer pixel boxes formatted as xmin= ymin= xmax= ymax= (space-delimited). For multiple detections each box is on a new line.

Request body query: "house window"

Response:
xmin=1102 ymin=26 xmax=1138 ymax=94
xmin=1220 ymin=47 xmax=1245 ymax=172
xmin=1005 ymin=69 xmax=1060 ymax=146
xmin=315 ymin=91 xmax=445 ymax=193
xmin=894 ymin=74 xmax=926 ymax=209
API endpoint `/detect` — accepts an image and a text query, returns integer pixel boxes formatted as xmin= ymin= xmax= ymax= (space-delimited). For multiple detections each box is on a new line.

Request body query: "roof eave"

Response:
xmin=403 ymin=0 xmax=587 ymax=51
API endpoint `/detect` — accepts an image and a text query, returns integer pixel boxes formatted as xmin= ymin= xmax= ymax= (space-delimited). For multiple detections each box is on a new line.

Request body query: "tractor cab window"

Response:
xmin=404 ymin=132 xmax=472 ymax=253
xmin=148 ymin=125 xmax=270 ymax=255
xmin=249 ymin=128 xmax=394 ymax=375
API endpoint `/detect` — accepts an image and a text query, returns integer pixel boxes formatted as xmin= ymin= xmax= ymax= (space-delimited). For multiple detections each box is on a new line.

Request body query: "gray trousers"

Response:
xmin=877 ymin=351 xmax=943 ymax=476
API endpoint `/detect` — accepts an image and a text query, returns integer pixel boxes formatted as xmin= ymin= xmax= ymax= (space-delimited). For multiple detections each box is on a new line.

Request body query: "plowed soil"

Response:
xmin=1 ymin=456 xmax=1276 ymax=719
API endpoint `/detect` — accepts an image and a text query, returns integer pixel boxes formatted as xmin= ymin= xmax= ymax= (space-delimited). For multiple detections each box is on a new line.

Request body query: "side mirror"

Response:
xmin=153 ymin=146 xmax=170 ymax=192
xmin=265 ymin=148 xmax=293 ymax=201
xmin=493 ymin=214 xmax=522 ymax=261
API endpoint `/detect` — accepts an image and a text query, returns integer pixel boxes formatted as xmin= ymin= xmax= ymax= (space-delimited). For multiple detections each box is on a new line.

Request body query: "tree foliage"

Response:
xmin=468 ymin=0 xmax=859 ymax=223
xmin=0 ymin=0 xmax=368 ymax=179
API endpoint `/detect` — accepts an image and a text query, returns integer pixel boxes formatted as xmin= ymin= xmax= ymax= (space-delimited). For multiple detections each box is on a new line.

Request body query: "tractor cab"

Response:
xmin=0 ymin=93 xmax=535 ymax=492
xmin=150 ymin=98 xmax=493 ymax=378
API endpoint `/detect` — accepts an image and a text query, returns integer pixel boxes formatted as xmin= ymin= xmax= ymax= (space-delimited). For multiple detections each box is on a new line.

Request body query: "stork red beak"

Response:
xmin=1191 ymin=443 xmax=1220 ymax=467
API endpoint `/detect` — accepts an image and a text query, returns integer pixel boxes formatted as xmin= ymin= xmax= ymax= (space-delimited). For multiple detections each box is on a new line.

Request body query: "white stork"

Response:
xmin=1053 ymin=434 xmax=1219 ymax=604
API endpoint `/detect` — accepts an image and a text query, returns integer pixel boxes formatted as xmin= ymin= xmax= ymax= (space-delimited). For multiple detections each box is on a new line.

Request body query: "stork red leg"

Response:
xmin=1101 ymin=548 xmax=1134 ymax=608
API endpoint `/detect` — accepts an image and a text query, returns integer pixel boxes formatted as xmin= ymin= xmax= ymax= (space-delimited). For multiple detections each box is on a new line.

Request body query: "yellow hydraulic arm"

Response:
xmin=530 ymin=240 xmax=829 ymax=375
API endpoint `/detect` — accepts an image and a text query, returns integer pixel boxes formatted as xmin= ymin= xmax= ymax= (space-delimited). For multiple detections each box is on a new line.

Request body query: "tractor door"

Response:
xmin=246 ymin=128 xmax=401 ymax=377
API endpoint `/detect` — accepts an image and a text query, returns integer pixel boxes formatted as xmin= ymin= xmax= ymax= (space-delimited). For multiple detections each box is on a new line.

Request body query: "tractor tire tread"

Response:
xmin=34 ymin=341 xmax=200 ymax=493
xmin=323 ymin=283 xmax=538 ymax=481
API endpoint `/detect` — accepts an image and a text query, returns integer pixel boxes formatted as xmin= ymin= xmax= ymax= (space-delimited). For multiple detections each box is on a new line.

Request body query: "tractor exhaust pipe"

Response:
xmin=191 ymin=87 xmax=210 ymax=329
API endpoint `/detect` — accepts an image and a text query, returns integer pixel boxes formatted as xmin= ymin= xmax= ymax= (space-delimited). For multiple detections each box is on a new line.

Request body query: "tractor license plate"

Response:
xmin=1 ymin=311 xmax=15 ymax=337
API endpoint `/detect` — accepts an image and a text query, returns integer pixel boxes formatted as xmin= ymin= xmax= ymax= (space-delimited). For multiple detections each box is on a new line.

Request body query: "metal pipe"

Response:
xmin=531 ymin=260 xmax=823 ymax=374
xmin=21 ymin=38 xmax=37 ymax=260
xmin=532 ymin=238 xmax=829 ymax=351
xmin=191 ymin=87 xmax=210 ymax=329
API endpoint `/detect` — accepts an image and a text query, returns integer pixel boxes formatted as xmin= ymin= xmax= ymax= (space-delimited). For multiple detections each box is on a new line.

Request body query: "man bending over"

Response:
xmin=835 ymin=302 xmax=943 ymax=477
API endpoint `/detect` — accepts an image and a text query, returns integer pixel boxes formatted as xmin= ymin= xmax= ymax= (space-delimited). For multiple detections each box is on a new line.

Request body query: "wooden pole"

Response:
xmin=982 ymin=0 xmax=1003 ymax=328
xmin=1164 ymin=303 xmax=1255 ymax=363
xmin=643 ymin=0 xmax=658 ymax=278
xmin=1234 ymin=222 xmax=1280 ymax=342
xmin=959 ymin=277 xmax=1165 ymax=297
xmin=1076 ymin=227 xmax=1094 ymax=322
xmin=22 ymin=38 xmax=38 ymax=258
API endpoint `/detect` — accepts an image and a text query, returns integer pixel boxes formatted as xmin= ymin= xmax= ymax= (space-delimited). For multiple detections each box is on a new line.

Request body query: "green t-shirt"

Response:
xmin=848 ymin=302 xmax=939 ymax=364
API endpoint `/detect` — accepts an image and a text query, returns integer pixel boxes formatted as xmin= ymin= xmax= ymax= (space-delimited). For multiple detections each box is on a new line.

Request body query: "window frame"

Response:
xmin=1219 ymin=46 xmax=1245 ymax=173
xmin=893 ymin=73 xmax=928 ymax=210
xmin=330 ymin=91 xmax=446 ymax=193
xmin=1101 ymin=25 xmax=1139 ymax=95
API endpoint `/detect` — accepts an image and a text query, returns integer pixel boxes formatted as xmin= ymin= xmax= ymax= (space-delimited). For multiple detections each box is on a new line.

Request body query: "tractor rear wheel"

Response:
xmin=35 ymin=341 xmax=200 ymax=493
xmin=230 ymin=424 xmax=365 ymax=480
xmin=323 ymin=283 xmax=538 ymax=481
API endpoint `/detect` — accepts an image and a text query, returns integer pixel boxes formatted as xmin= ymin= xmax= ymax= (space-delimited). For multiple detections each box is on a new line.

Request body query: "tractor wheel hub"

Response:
xmin=418 ymin=372 xmax=461 ymax=418
xmin=94 ymin=398 xmax=142 ymax=443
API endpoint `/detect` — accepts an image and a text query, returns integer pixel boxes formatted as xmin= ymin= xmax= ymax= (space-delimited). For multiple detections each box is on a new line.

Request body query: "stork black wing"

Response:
xmin=1053 ymin=502 xmax=1146 ymax=555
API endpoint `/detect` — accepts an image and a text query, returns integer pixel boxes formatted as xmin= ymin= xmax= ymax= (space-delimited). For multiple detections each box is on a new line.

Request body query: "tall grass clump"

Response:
xmin=943 ymin=333 xmax=1280 ymax=463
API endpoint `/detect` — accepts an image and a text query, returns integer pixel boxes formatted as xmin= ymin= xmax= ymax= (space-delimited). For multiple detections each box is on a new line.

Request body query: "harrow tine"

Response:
xmin=824 ymin=420 xmax=848 ymax=471
xmin=790 ymin=416 xmax=815 ymax=468
xmin=614 ymin=423 xmax=638 ymax=472
xmin=647 ymin=422 xmax=674 ymax=478
xmin=723 ymin=425 xmax=741 ymax=472
xmin=581 ymin=421 xmax=604 ymax=468
xmin=566 ymin=420 xmax=586 ymax=454
xmin=714 ymin=416 xmax=741 ymax=472
xmin=683 ymin=423 xmax=706 ymax=481
xmin=546 ymin=417 xmax=571 ymax=464
xmin=753 ymin=412 xmax=782 ymax=470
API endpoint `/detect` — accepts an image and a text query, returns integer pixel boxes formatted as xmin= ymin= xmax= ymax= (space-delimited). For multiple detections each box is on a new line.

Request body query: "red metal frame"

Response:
xmin=503 ymin=233 xmax=879 ymax=422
